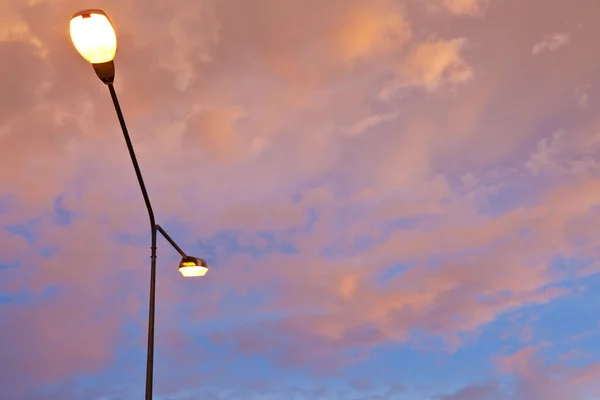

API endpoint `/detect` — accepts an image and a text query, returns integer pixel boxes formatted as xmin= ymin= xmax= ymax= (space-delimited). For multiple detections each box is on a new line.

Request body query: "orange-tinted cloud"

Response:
xmin=439 ymin=0 xmax=488 ymax=16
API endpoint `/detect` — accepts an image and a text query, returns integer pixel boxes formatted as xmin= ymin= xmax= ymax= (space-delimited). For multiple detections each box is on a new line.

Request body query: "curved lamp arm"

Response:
xmin=155 ymin=224 xmax=187 ymax=258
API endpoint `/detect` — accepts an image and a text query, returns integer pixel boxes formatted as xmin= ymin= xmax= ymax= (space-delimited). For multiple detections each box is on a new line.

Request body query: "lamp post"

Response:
xmin=69 ymin=9 xmax=208 ymax=400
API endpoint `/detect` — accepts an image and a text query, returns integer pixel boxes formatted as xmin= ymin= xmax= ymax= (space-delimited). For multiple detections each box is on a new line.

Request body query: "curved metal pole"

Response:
xmin=107 ymin=83 xmax=157 ymax=400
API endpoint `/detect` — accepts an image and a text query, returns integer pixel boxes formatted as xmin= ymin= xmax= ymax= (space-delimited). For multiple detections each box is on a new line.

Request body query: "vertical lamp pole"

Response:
xmin=69 ymin=9 xmax=209 ymax=400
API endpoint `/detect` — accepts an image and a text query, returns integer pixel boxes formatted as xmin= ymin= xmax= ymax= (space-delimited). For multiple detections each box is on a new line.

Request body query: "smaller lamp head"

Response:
xmin=179 ymin=256 xmax=208 ymax=278
xmin=70 ymin=9 xmax=117 ymax=64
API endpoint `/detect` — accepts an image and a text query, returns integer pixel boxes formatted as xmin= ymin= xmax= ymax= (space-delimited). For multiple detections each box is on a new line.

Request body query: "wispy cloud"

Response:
xmin=532 ymin=32 xmax=570 ymax=55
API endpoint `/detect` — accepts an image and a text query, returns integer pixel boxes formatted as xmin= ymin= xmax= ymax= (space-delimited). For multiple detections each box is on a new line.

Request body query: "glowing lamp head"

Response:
xmin=179 ymin=257 xmax=208 ymax=278
xmin=70 ymin=9 xmax=117 ymax=64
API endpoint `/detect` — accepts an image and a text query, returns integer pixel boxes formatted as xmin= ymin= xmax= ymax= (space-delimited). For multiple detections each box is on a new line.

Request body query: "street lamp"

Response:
xmin=179 ymin=256 xmax=209 ymax=277
xmin=69 ymin=9 xmax=208 ymax=400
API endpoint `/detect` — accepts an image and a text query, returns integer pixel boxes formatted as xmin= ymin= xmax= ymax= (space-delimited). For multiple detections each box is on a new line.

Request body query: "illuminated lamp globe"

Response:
xmin=70 ymin=9 xmax=117 ymax=64
xmin=179 ymin=257 xmax=208 ymax=278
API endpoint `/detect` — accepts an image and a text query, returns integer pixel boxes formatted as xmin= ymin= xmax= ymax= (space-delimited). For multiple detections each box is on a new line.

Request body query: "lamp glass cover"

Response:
xmin=179 ymin=263 xmax=208 ymax=277
xmin=70 ymin=12 xmax=117 ymax=64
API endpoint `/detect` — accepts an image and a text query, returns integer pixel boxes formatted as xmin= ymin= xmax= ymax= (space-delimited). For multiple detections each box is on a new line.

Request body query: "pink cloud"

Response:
xmin=438 ymin=0 xmax=488 ymax=16
xmin=1 ymin=0 xmax=600 ymax=397
xmin=441 ymin=345 xmax=600 ymax=399
xmin=439 ymin=383 xmax=504 ymax=400
xmin=400 ymin=38 xmax=473 ymax=91
xmin=495 ymin=346 xmax=600 ymax=399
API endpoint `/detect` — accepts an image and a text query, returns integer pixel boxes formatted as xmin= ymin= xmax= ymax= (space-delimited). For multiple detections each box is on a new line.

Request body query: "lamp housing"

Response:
xmin=179 ymin=256 xmax=208 ymax=277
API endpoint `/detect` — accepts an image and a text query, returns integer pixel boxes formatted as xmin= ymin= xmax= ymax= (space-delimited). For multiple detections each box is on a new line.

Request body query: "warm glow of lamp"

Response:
xmin=179 ymin=257 xmax=208 ymax=277
xmin=70 ymin=9 xmax=117 ymax=64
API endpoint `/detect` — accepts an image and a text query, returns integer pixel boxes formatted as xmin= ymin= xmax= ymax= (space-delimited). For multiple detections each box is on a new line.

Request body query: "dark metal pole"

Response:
xmin=147 ymin=228 xmax=157 ymax=400
xmin=107 ymin=83 xmax=156 ymax=400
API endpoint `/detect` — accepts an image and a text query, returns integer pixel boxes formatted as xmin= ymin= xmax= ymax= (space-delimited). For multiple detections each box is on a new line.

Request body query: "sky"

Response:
xmin=1 ymin=0 xmax=600 ymax=399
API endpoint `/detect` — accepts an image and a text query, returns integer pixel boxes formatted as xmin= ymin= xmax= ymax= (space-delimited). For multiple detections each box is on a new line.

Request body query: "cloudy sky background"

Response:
xmin=2 ymin=0 xmax=600 ymax=399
